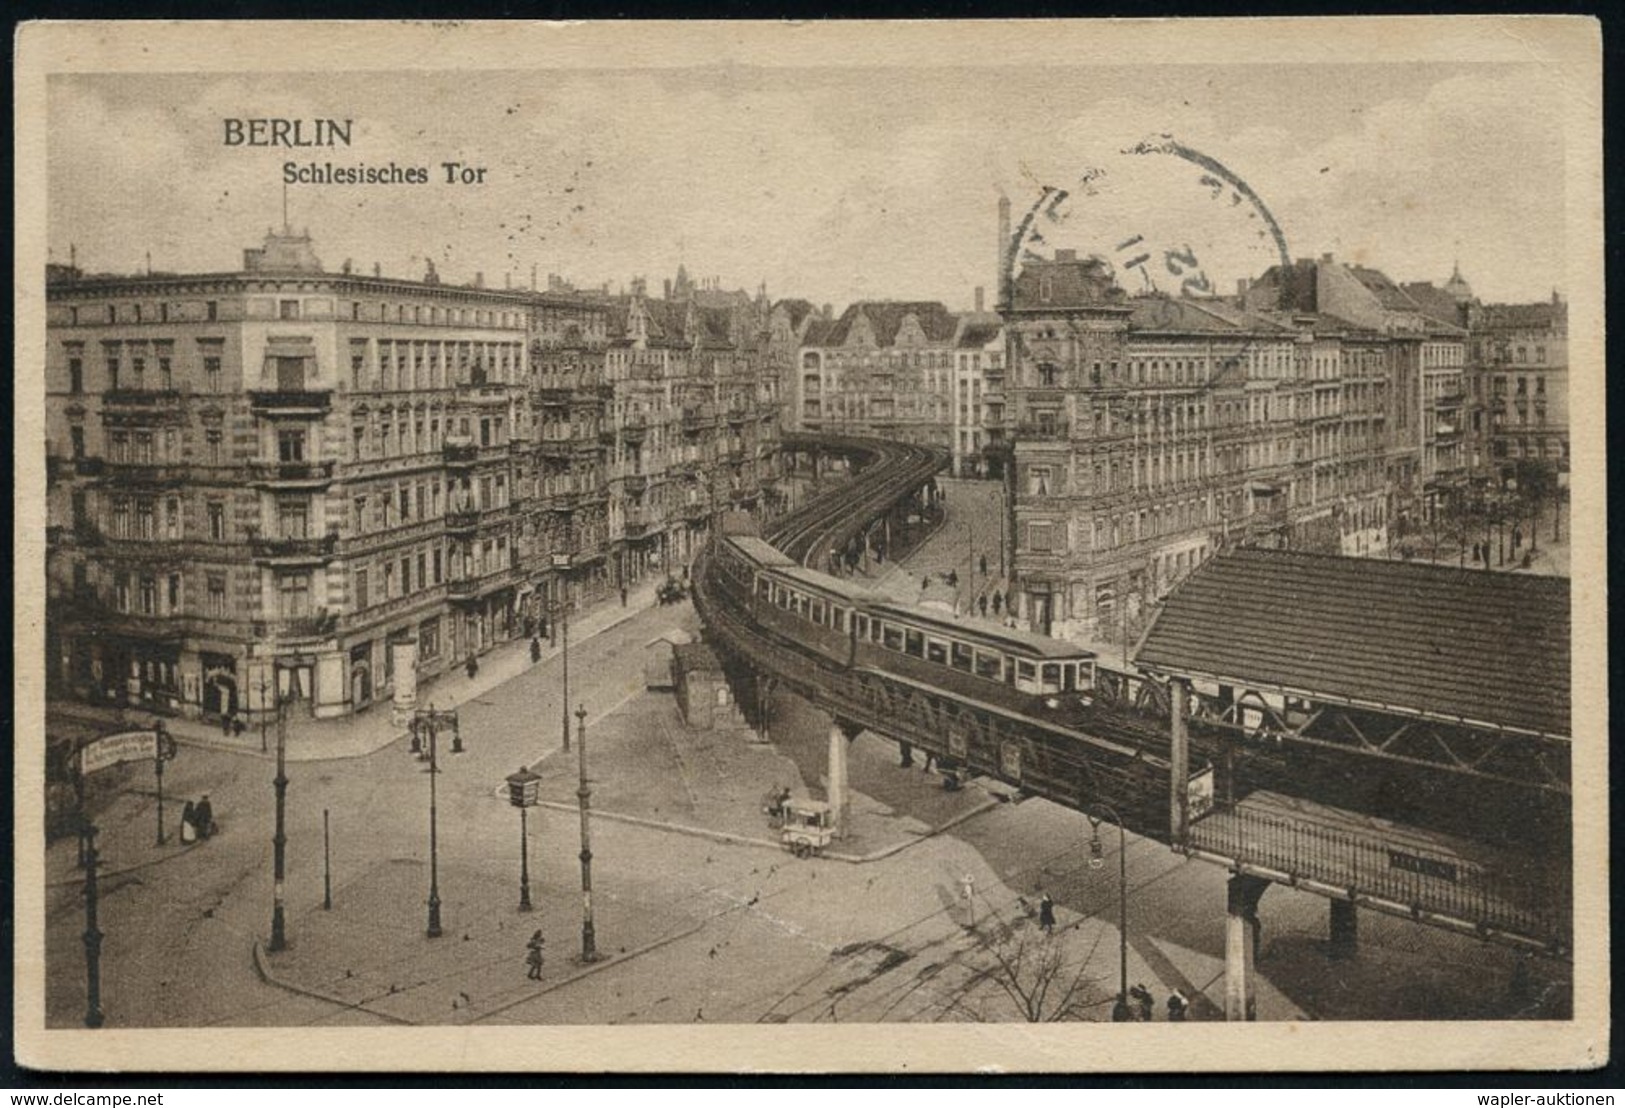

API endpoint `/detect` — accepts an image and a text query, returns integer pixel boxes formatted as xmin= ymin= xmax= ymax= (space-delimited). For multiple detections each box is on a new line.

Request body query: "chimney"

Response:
xmin=531 ymin=264 xmax=538 ymax=291
xmin=1237 ymin=278 xmax=1251 ymax=297
xmin=997 ymin=196 xmax=1012 ymax=306
xmin=504 ymin=271 xmax=511 ymax=289
xmin=974 ymin=286 xmax=984 ymax=313
xmin=1055 ymin=249 xmax=1077 ymax=263
xmin=474 ymin=271 xmax=485 ymax=288
xmin=664 ymin=278 xmax=673 ymax=300
xmin=1321 ymin=252 xmax=1334 ymax=264
xmin=822 ymin=303 xmax=833 ymax=320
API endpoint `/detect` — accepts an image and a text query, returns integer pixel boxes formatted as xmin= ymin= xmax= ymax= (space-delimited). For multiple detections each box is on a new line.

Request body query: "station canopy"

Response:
xmin=1136 ymin=549 xmax=1571 ymax=739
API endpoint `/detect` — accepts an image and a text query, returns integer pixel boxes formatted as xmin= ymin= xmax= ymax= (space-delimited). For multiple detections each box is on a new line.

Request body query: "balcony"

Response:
xmin=444 ymin=507 xmax=481 ymax=534
xmin=725 ymin=405 xmax=749 ymax=426
xmin=101 ymin=461 xmax=192 ymax=487
xmin=623 ymin=510 xmax=651 ymax=538
xmin=252 ymin=610 xmax=338 ymax=643
xmin=622 ymin=418 xmax=648 ymax=444
xmin=1434 ymin=391 xmax=1466 ymax=409
xmin=624 ymin=473 xmax=648 ymax=495
xmin=447 ymin=566 xmax=519 ymax=602
xmin=456 ymin=381 xmax=512 ymax=406
xmin=681 ymin=405 xmax=716 ymax=431
xmin=104 ymin=388 xmax=185 ymax=410
xmin=248 ymin=528 xmax=339 ymax=565
xmin=443 ymin=439 xmax=479 ymax=467
xmin=248 ymin=459 xmax=336 ymax=489
xmin=1015 ymin=418 xmax=1071 ymax=442
xmin=536 ymin=438 xmax=573 ymax=459
xmin=248 ymin=388 xmax=333 ymax=416
xmin=680 ymin=500 xmax=711 ymax=523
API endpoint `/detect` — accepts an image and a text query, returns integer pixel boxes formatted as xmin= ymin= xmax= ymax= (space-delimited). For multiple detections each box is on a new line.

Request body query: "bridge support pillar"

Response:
xmin=1224 ymin=874 xmax=1270 ymax=1022
xmin=827 ymin=722 xmax=851 ymax=839
xmin=1328 ymin=898 xmax=1358 ymax=960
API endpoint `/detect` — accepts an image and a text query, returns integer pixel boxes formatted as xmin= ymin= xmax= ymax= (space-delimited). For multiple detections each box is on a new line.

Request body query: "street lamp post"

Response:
xmin=269 ymin=686 xmax=289 ymax=952
xmin=80 ymin=815 xmax=104 ymax=1028
xmin=413 ymin=704 xmax=461 ymax=938
xmin=1087 ymin=804 xmax=1130 ymax=1023
xmin=553 ymin=553 xmax=573 ymax=754
xmin=574 ymin=704 xmax=599 ymax=962
xmin=507 ymin=765 xmax=541 ymax=912
xmin=152 ymin=721 xmax=173 ymax=846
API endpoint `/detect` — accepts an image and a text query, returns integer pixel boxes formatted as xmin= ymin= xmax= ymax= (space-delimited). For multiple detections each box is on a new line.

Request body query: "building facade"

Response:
xmin=46 ymin=229 xmax=534 ymax=723
xmin=1467 ymin=296 xmax=1569 ymax=482
xmin=45 ymin=233 xmax=786 ymax=726
xmin=1003 ymin=250 xmax=1417 ymax=646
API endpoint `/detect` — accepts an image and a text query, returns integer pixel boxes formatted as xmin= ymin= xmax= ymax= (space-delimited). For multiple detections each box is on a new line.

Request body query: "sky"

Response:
xmin=48 ymin=62 xmax=1569 ymax=310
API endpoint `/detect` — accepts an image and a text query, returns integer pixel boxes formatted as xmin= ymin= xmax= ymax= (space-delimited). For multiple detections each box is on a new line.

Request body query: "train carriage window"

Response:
xmin=834 ymin=608 xmax=847 ymax=633
xmin=776 ymin=585 xmax=789 ymax=609
xmin=757 ymin=578 xmax=771 ymax=599
xmin=951 ymin=643 xmax=974 ymax=672
xmin=1080 ymin=661 xmax=1096 ymax=690
xmin=904 ymin=629 xmax=924 ymax=658
xmin=974 ymin=650 xmax=1002 ymax=680
xmin=856 ymin=614 xmax=869 ymax=638
xmin=811 ymin=599 xmax=826 ymax=625
xmin=926 ymin=638 xmax=948 ymax=664
xmin=1016 ymin=660 xmax=1036 ymax=689
xmin=882 ymin=624 xmax=905 ymax=651
xmin=1062 ymin=664 xmax=1077 ymax=692
xmin=871 ymin=618 xmax=883 ymax=643
xmin=1041 ymin=663 xmax=1062 ymax=693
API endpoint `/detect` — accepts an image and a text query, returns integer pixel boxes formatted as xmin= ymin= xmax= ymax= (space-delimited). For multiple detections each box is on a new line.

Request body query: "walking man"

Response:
xmin=992 ymin=590 xmax=1003 ymax=614
xmin=1038 ymin=891 xmax=1056 ymax=933
xmin=1167 ymin=989 xmax=1189 ymax=1022
xmin=979 ymin=553 xmax=988 ymax=577
xmin=525 ymin=930 xmax=545 ymax=980
xmin=978 ymin=594 xmax=988 ymax=618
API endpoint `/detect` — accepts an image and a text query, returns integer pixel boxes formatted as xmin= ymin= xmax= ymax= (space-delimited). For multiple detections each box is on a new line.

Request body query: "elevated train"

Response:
xmin=713 ymin=534 xmax=1129 ymax=738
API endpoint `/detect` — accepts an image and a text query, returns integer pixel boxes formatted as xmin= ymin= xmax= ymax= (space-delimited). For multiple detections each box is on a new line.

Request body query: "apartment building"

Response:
xmin=45 ymin=229 xmax=533 ymax=723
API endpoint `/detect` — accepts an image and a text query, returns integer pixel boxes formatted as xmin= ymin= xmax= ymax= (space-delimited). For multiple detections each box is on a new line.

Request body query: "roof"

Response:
xmin=816 ymin=301 xmax=960 ymax=347
xmin=957 ymin=322 xmax=1003 ymax=349
xmin=778 ymin=566 xmax=880 ymax=603
xmin=869 ymin=601 xmax=1097 ymax=660
xmin=1400 ymin=281 xmax=1467 ymax=328
xmin=726 ymin=535 xmax=796 ymax=567
xmin=674 ymin=642 xmax=726 ymax=672
xmin=1347 ymin=265 xmax=1424 ymax=313
xmin=1127 ymin=295 xmax=1288 ymax=334
xmin=1473 ymin=301 xmax=1568 ymax=333
xmin=1136 ymin=549 xmax=1570 ymax=738
xmin=774 ymin=299 xmax=818 ymax=329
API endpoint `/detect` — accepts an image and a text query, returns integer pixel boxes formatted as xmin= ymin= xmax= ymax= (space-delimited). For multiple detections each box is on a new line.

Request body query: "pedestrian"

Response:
xmin=921 ymin=576 xmax=929 ymax=593
xmin=179 ymin=800 xmax=198 ymax=844
xmin=620 ymin=584 xmax=629 ymax=607
xmin=232 ymin=715 xmax=246 ymax=736
xmin=979 ymin=553 xmax=988 ymax=576
xmin=1169 ymin=990 xmax=1190 ymax=1021
xmin=1131 ymin=983 xmax=1154 ymax=1022
xmin=922 ymin=749 xmax=936 ymax=773
xmin=525 ymin=930 xmax=545 ymax=979
xmin=220 ymin=713 xmax=232 ymax=738
xmin=1513 ymin=526 xmax=1523 ymax=550
xmin=992 ymin=590 xmax=1003 ymax=614
xmin=530 ymin=636 xmax=543 ymax=664
xmin=978 ymin=594 xmax=988 ymax=617
xmin=195 ymin=794 xmax=215 ymax=840
xmin=466 ymin=655 xmax=479 ymax=680
xmin=946 ymin=569 xmax=958 ymax=588
xmin=1038 ymin=891 xmax=1055 ymax=933
xmin=961 ymin=874 xmax=976 ymax=926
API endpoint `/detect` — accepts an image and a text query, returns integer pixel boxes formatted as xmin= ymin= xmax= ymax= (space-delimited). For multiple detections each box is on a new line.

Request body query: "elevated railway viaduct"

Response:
xmin=695 ymin=433 xmax=1570 ymax=1020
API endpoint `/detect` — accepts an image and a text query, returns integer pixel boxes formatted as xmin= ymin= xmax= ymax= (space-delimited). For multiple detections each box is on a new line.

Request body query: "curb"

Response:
xmin=46 ymin=837 xmax=207 ymax=889
xmin=252 ymin=940 xmax=415 ymax=1025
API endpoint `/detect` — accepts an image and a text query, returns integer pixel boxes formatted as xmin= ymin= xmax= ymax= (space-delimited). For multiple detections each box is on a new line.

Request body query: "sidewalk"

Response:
xmin=47 ymin=577 xmax=667 ymax=764
xmin=255 ymin=855 xmax=707 ymax=1025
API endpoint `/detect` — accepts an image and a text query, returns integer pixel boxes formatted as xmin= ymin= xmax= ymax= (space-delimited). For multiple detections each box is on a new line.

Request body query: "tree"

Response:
xmin=1513 ymin=458 xmax=1557 ymax=554
xmin=946 ymin=909 xmax=1107 ymax=1022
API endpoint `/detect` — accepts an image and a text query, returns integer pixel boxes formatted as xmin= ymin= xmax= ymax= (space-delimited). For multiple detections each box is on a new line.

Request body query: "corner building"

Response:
xmin=45 ymin=230 xmax=533 ymax=724
xmin=1001 ymin=251 xmax=1417 ymax=646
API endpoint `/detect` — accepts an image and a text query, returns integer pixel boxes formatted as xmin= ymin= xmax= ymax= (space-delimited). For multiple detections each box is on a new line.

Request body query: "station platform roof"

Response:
xmin=1136 ymin=549 xmax=1570 ymax=739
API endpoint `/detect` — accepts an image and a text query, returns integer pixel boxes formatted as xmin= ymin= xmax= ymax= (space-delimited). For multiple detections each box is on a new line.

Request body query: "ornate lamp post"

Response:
xmin=152 ymin=721 xmax=175 ymax=846
xmin=574 ymin=704 xmax=599 ymax=962
xmin=1087 ymin=804 xmax=1130 ymax=1023
xmin=553 ymin=552 xmax=573 ymax=753
xmin=412 ymin=704 xmax=462 ymax=938
xmin=79 ymin=814 xmax=104 ymax=1028
xmin=507 ymin=765 xmax=542 ymax=912
xmin=269 ymin=685 xmax=289 ymax=952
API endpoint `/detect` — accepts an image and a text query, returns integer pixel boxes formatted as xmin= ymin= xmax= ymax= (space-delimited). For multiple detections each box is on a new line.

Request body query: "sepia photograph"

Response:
xmin=12 ymin=17 xmax=1606 ymax=1073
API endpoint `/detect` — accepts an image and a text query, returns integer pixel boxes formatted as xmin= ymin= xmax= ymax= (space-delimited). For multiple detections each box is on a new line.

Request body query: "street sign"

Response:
xmin=76 ymin=730 xmax=167 ymax=776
